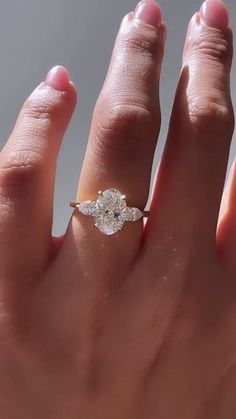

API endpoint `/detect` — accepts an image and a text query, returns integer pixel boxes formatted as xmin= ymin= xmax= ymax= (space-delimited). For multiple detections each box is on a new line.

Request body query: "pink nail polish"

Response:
xmin=134 ymin=0 xmax=162 ymax=28
xmin=45 ymin=65 xmax=70 ymax=91
xmin=200 ymin=0 xmax=229 ymax=30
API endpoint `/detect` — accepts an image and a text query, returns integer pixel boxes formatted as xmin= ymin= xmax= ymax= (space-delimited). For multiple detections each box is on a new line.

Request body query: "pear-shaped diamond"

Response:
xmin=78 ymin=201 xmax=99 ymax=216
xmin=123 ymin=207 xmax=143 ymax=222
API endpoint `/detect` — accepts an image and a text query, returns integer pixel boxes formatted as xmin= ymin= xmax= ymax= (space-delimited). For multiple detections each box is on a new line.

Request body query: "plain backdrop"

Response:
xmin=0 ymin=0 xmax=235 ymax=235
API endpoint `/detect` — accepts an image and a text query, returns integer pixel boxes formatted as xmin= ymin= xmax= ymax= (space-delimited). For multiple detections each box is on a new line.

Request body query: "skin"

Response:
xmin=0 ymin=0 xmax=236 ymax=417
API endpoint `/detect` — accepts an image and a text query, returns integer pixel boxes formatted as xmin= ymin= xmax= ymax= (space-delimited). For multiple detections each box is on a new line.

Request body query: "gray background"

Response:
xmin=0 ymin=0 xmax=235 ymax=235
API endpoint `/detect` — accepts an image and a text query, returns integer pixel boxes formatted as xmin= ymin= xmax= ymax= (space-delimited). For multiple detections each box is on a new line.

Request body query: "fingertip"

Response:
xmin=30 ymin=67 xmax=78 ymax=112
xmin=134 ymin=0 xmax=163 ymax=29
xmin=200 ymin=0 xmax=229 ymax=30
xmin=45 ymin=65 xmax=71 ymax=91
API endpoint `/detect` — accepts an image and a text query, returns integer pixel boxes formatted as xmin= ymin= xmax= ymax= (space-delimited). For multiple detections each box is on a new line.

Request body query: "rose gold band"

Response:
xmin=70 ymin=201 xmax=150 ymax=217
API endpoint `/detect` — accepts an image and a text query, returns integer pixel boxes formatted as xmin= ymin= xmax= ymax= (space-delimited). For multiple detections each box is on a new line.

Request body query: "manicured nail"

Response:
xmin=45 ymin=65 xmax=70 ymax=91
xmin=134 ymin=0 xmax=162 ymax=28
xmin=200 ymin=0 xmax=229 ymax=30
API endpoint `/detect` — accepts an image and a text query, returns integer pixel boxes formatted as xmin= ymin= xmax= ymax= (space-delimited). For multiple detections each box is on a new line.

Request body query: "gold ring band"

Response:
xmin=70 ymin=200 xmax=150 ymax=217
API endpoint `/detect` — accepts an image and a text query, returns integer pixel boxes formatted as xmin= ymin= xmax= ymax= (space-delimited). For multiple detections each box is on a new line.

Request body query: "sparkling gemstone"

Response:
xmin=123 ymin=207 xmax=143 ymax=222
xmin=95 ymin=189 xmax=127 ymax=235
xmin=95 ymin=212 xmax=124 ymax=235
xmin=78 ymin=188 xmax=144 ymax=235
xmin=78 ymin=201 xmax=100 ymax=216
xmin=96 ymin=189 xmax=126 ymax=213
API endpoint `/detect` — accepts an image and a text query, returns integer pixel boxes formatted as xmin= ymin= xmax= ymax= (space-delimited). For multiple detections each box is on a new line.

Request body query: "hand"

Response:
xmin=0 ymin=0 xmax=235 ymax=417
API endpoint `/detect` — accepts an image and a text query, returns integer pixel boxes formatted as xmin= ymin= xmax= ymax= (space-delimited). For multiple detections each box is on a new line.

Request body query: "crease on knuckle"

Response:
xmin=120 ymin=29 xmax=161 ymax=59
xmin=22 ymin=94 xmax=62 ymax=123
xmin=94 ymin=103 xmax=154 ymax=152
xmin=0 ymin=149 xmax=43 ymax=194
xmin=191 ymin=32 xmax=231 ymax=65
xmin=188 ymin=100 xmax=234 ymax=149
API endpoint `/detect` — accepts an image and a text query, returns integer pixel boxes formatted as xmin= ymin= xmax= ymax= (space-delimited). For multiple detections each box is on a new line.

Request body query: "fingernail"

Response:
xmin=134 ymin=0 xmax=162 ymax=28
xmin=45 ymin=65 xmax=70 ymax=91
xmin=200 ymin=0 xmax=229 ymax=30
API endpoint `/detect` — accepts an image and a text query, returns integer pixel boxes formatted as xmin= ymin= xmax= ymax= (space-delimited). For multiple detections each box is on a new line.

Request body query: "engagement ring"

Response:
xmin=70 ymin=188 xmax=150 ymax=236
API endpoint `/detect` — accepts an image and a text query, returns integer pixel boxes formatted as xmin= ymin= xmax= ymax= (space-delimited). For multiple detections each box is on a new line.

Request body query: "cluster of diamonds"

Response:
xmin=77 ymin=188 xmax=143 ymax=235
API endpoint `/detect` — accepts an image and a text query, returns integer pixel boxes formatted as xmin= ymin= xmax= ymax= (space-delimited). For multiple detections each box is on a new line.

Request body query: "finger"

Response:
xmin=0 ymin=66 xmax=77 ymax=279
xmin=145 ymin=0 xmax=234 ymax=260
xmin=217 ymin=161 xmax=236 ymax=267
xmin=59 ymin=0 xmax=166 ymax=279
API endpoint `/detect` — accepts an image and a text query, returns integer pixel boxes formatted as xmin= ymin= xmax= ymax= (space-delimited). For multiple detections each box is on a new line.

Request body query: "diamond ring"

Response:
xmin=70 ymin=188 xmax=150 ymax=236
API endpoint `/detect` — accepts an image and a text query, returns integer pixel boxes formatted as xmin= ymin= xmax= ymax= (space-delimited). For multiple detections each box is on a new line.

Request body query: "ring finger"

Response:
xmin=59 ymin=0 xmax=166 ymax=279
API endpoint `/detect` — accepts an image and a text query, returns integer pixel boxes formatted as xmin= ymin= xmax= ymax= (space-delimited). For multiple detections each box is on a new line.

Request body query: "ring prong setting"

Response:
xmin=70 ymin=188 xmax=149 ymax=236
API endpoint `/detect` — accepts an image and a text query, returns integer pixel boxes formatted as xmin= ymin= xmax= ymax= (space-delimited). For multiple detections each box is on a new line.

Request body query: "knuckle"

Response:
xmin=193 ymin=39 xmax=229 ymax=64
xmin=120 ymin=28 xmax=162 ymax=60
xmin=117 ymin=13 xmax=165 ymax=62
xmin=183 ymin=29 xmax=234 ymax=151
xmin=188 ymin=100 xmax=234 ymax=149
xmin=22 ymin=90 xmax=64 ymax=124
xmin=94 ymin=102 xmax=157 ymax=151
xmin=23 ymin=101 xmax=53 ymax=122
xmin=190 ymin=30 xmax=232 ymax=65
xmin=0 ymin=149 xmax=43 ymax=195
